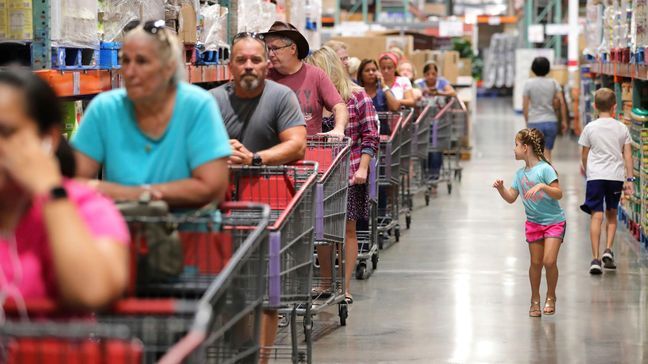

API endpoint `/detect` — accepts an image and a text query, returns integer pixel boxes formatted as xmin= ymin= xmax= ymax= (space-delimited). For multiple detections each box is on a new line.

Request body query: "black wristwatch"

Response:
xmin=626 ymin=177 xmax=636 ymax=182
xmin=39 ymin=185 xmax=68 ymax=203
xmin=252 ymin=153 xmax=263 ymax=166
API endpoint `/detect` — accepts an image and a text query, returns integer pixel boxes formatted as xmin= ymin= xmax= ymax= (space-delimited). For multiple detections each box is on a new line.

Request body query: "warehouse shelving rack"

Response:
xmin=588 ymin=61 xmax=648 ymax=246
xmin=15 ymin=0 xmax=235 ymax=98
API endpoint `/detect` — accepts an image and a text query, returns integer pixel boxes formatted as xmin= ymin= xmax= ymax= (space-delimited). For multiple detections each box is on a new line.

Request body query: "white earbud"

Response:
xmin=41 ymin=137 xmax=53 ymax=154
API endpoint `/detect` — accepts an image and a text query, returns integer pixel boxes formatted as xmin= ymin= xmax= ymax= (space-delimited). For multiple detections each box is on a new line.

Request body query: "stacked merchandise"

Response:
xmin=579 ymin=68 xmax=596 ymax=127
xmin=628 ymin=106 xmax=648 ymax=243
xmin=631 ymin=0 xmax=648 ymax=62
xmin=100 ymin=0 xmax=165 ymax=42
xmin=51 ymin=0 xmax=99 ymax=48
xmin=589 ymin=0 xmax=648 ymax=63
xmin=483 ymin=33 xmax=515 ymax=89
xmin=0 ymin=0 xmax=33 ymax=40
xmin=237 ymin=0 xmax=277 ymax=33
xmin=584 ymin=0 xmax=603 ymax=59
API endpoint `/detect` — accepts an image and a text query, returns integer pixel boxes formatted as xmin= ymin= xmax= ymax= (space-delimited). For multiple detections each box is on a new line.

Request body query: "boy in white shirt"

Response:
xmin=578 ymin=88 xmax=634 ymax=275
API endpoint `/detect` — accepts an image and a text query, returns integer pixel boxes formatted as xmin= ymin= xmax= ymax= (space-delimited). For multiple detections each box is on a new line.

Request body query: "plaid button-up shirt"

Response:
xmin=323 ymin=90 xmax=380 ymax=177
xmin=345 ymin=90 xmax=380 ymax=177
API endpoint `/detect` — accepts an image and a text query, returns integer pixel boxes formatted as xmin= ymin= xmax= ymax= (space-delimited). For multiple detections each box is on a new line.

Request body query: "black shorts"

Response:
xmin=580 ymin=180 xmax=624 ymax=214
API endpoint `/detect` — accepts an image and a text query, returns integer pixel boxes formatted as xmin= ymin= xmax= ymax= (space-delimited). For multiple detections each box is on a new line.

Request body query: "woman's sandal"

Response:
xmin=529 ymin=300 xmax=542 ymax=317
xmin=544 ymin=297 xmax=556 ymax=315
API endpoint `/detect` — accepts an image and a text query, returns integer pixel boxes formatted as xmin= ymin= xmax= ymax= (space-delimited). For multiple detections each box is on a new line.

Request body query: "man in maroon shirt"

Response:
xmin=263 ymin=21 xmax=348 ymax=137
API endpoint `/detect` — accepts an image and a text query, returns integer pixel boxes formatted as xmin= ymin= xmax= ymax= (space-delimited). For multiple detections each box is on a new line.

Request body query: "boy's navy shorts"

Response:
xmin=580 ymin=180 xmax=624 ymax=214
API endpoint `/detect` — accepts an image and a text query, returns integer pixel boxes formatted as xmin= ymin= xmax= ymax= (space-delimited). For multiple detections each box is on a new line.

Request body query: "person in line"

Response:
xmin=378 ymin=52 xmax=417 ymax=108
xmin=324 ymin=40 xmax=350 ymax=73
xmin=72 ymin=20 xmax=231 ymax=208
xmin=522 ymin=56 xmax=568 ymax=162
xmin=306 ymin=46 xmax=379 ymax=304
xmin=493 ymin=128 xmax=566 ymax=317
xmin=416 ymin=61 xmax=457 ymax=185
xmin=398 ymin=61 xmax=422 ymax=100
xmin=356 ymin=59 xmax=400 ymax=112
xmin=348 ymin=57 xmax=361 ymax=82
xmin=264 ymin=21 xmax=348 ymax=137
xmin=415 ymin=62 xmax=456 ymax=98
xmin=0 ymin=71 xmax=129 ymax=310
xmin=210 ymin=32 xmax=307 ymax=363
xmin=210 ymin=32 xmax=306 ymax=167
xmin=578 ymin=88 xmax=634 ymax=274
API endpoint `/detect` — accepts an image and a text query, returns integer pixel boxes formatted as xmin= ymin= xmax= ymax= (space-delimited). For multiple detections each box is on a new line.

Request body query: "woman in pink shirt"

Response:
xmin=378 ymin=52 xmax=417 ymax=108
xmin=0 ymin=71 xmax=129 ymax=311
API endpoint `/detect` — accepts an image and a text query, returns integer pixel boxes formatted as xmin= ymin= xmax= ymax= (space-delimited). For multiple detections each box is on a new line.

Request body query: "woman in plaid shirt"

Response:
xmin=306 ymin=46 xmax=379 ymax=304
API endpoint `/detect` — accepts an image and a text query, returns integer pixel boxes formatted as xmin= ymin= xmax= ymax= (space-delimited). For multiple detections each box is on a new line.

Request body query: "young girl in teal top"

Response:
xmin=493 ymin=128 xmax=566 ymax=317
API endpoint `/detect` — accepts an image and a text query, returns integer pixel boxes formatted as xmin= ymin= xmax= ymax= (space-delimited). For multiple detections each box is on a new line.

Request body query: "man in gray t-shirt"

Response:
xmin=210 ymin=34 xmax=306 ymax=166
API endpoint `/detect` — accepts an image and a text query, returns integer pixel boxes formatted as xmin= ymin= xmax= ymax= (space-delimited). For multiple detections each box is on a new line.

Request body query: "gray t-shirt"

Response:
xmin=210 ymin=80 xmax=305 ymax=152
xmin=523 ymin=77 xmax=561 ymax=123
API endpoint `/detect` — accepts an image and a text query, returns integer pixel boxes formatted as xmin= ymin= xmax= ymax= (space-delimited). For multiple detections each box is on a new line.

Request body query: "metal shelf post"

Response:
xmin=32 ymin=0 xmax=51 ymax=70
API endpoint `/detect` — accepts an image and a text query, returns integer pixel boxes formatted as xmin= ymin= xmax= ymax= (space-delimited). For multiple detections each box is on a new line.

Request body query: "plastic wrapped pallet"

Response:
xmin=200 ymin=3 xmax=227 ymax=51
xmin=100 ymin=0 xmax=139 ymax=42
xmin=237 ymin=0 xmax=276 ymax=33
xmin=101 ymin=0 xmax=166 ymax=42
xmin=51 ymin=0 xmax=98 ymax=48
xmin=632 ymin=0 xmax=648 ymax=50
xmin=584 ymin=0 xmax=603 ymax=57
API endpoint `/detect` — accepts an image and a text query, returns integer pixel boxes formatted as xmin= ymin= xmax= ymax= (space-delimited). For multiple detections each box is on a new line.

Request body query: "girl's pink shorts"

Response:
xmin=525 ymin=221 xmax=566 ymax=243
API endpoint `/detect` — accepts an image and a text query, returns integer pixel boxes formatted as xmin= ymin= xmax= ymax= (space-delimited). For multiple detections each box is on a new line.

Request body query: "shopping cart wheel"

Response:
xmin=355 ymin=263 xmax=367 ymax=280
xmin=395 ymin=228 xmax=400 ymax=242
xmin=339 ymin=303 xmax=349 ymax=326
xmin=371 ymin=252 xmax=379 ymax=270
xmin=406 ymin=215 xmax=411 ymax=229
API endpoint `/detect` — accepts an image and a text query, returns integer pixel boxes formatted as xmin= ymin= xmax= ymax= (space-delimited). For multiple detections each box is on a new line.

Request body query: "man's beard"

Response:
xmin=239 ymin=74 xmax=260 ymax=91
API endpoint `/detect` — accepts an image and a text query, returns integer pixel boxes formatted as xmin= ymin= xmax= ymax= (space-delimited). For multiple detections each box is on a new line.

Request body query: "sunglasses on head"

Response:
xmin=123 ymin=19 xmax=169 ymax=39
xmin=232 ymin=32 xmax=266 ymax=48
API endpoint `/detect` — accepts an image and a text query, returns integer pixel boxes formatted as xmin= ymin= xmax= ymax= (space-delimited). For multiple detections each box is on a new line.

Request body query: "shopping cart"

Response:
xmin=377 ymin=111 xmax=403 ymax=249
xmin=304 ymin=136 xmax=351 ymax=322
xmin=355 ymin=155 xmax=379 ymax=280
xmin=397 ymin=109 xmax=415 ymax=229
xmin=447 ymin=98 xmax=468 ymax=183
xmin=228 ymin=163 xmax=321 ymax=364
xmin=1 ymin=202 xmax=270 ymax=364
xmin=411 ymin=104 xmax=434 ymax=206
xmin=428 ymin=99 xmax=456 ymax=194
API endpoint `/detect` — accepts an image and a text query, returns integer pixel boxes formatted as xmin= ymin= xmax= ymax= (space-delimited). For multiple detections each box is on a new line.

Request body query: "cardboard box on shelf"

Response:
xmin=427 ymin=50 xmax=459 ymax=84
xmin=622 ymin=82 xmax=632 ymax=101
xmin=548 ymin=65 xmax=568 ymax=86
xmin=179 ymin=3 xmax=196 ymax=44
xmin=7 ymin=0 xmax=31 ymax=41
xmin=0 ymin=1 xmax=8 ymax=40
xmin=409 ymin=50 xmax=429 ymax=76
xmin=458 ymin=58 xmax=472 ymax=77
xmin=424 ymin=3 xmax=447 ymax=16
xmin=330 ymin=35 xmax=414 ymax=62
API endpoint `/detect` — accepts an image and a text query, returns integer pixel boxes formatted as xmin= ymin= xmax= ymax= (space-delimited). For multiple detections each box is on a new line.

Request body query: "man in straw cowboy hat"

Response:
xmin=263 ymin=21 xmax=348 ymax=138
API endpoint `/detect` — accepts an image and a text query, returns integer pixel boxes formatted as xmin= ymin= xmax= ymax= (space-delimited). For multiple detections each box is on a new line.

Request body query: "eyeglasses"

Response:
xmin=267 ymin=44 xmax=292 ymax=55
